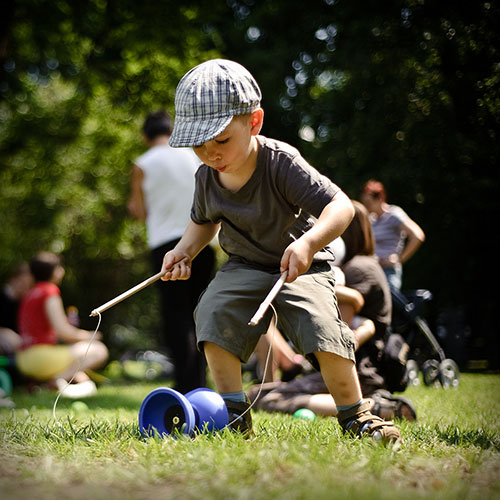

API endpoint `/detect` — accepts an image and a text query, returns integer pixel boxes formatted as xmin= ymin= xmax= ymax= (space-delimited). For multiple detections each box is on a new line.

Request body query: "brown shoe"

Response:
xmin=338 ymin=400 xmax=401 ymax=444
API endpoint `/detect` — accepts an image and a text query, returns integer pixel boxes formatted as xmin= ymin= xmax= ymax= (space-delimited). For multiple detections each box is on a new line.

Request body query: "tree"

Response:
xmin=0 ymin=0 xmax=227 ymax=347
xmin=217 ymin=0 xmax=499 ymax=368
xmin=1 ymin=0 xmax=498 ymax=367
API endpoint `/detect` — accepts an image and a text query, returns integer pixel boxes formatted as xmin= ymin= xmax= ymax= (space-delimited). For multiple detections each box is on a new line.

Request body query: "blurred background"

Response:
xmin=1 ymin=0 xmax=498 ymax=371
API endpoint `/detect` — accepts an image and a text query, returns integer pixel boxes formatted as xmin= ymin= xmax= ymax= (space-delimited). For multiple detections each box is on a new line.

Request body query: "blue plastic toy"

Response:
xmin=138 ymin=387 xmax=229 ymax=438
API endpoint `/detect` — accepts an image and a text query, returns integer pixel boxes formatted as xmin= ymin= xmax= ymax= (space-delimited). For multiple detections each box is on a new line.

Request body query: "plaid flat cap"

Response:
xmin=169 ymin=59 xmax=262 ymax=148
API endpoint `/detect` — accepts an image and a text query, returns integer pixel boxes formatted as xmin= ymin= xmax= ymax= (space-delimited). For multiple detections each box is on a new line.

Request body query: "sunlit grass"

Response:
xmin=1 ymin=374 xmax=499 ymax=499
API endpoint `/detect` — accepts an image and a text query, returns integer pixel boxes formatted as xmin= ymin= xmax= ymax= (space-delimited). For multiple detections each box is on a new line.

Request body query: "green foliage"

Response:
xmin=215 ymin=0 xmax=500 ymax=367
xmin=219 ymin=1 xmax=499 ymax=300
xmin=0 ymin=0 xmax=227 ymax=345
xmin=0 ymin=1 xmax=499 ymax=363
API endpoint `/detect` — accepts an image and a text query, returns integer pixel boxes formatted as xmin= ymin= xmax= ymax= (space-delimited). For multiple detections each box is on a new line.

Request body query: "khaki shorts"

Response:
xmin=194 ymin=263 xmax=355 ymax=368
xmin=16 ymin=344 xmax=73 ymax=381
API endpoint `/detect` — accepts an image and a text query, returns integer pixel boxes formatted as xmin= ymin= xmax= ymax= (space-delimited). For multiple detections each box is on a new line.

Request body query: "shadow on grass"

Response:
xmin=410 ymin=424 xmax=500 ymax=451
xmin=436 ymin=425 xmax=500 ymax=451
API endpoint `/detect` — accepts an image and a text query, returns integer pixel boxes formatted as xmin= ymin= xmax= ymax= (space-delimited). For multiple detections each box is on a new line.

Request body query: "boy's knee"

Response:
xmin=315 ymin=350 xmax=350 ymax=368
xmin=203 ymin=341 xmax=237 ymax=361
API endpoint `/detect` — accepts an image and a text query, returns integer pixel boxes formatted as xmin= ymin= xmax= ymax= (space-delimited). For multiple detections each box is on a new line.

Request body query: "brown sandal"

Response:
xmin=337 ymin=400 xmax=401 ymax=443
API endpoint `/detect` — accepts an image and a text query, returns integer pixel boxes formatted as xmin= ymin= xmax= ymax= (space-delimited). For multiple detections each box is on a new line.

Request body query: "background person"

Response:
xmin=16 ymin=252 xmax=108 ymax=397
xmin=0 ymin=261 xmax=33 ymax=356
xmin=360 ymin=179 xmax=425 ymax=291
xmin=128 ymin=110 xmax=215 ymax=393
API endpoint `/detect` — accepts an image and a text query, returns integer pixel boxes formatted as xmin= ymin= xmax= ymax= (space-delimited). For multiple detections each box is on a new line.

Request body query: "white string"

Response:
xmin=52 ymin=306 xmax=277 ymax=431
xmin=227 ymin=303 xmax=278 ymax=428
xmin=52 ymin=312 xmax=102 ymax=423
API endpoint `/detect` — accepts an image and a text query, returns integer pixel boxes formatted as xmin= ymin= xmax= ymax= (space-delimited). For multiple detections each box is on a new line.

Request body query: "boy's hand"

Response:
xmin=280 ymin=239 xmax=314 ymax=282
xmin=161 ymin=251 xmax=192 ymax=281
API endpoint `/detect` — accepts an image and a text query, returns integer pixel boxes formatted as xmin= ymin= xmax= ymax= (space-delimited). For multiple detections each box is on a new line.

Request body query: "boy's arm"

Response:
xmin=281 ymin=190 xmax=354 ymax=282
xmin=161 ymin=220 xmax=220 ymax=281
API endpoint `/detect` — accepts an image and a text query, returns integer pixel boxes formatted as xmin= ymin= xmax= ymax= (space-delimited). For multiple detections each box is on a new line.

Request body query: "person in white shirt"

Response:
xmin=128 ymin=110 xmax=215 ymax=392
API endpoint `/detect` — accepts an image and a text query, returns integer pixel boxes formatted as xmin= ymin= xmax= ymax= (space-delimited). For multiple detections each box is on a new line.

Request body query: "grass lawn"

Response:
xmin=1 ymin=373 xmax=499 ymax=500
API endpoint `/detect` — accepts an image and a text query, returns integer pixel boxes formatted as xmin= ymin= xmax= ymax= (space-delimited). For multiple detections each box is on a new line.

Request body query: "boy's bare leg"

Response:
xmin=204 ymin=341 xmax=253 ymax=435
xmin=204 ymin=341 xmax=243 ymax=393
xmin=315 ymin=351 xmax=362 ymax=406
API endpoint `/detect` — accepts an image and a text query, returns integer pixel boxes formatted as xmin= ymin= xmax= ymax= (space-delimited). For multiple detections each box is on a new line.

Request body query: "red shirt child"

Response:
xmin=18 ymin=282 xmax=60 ymax=348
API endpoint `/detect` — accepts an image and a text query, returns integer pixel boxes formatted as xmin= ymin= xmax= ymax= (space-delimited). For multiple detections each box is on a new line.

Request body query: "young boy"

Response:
xmin=160 ymin=59 xmax=400 ymax=442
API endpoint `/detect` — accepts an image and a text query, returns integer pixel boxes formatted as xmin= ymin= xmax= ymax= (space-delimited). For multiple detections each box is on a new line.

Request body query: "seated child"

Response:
xmin=160 ymin=59 xmax=400 ymax=442
xmin=17 ymin=252 xmax=108 ymax=397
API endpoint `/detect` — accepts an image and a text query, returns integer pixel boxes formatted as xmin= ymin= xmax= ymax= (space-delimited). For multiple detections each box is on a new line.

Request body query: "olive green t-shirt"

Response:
xmin=191 ymin=135 xmax=339 ymax=272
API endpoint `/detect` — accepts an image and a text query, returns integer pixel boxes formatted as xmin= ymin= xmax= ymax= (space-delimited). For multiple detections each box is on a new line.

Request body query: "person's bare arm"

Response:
xmin=161 ymin=220 xmax=220 ymax=281
xmin=399 ymin=217 xmax=425 ymax=264
xmin=45 ymin=296 xmax=99 ymax=344
xmin=351 ymin=318 xmax=375 ymax=350
xmin=127 ymin=164 xmax=147 ymax=221
xmin=335 ymin=285 xmax=364 ymax=315
xmin=281 ymin=190 xmax=354 ymax=282
xmin=0 ymin=327 xmax=22 ymax=352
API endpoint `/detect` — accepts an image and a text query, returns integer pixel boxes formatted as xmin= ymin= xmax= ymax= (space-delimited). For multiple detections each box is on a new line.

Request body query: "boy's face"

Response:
xmin=192 ymin=109 xmax=263 ymax=175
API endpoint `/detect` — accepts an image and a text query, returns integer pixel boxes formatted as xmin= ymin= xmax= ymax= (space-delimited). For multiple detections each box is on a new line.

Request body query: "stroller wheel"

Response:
xmin=439 ymin=359 xmax=460 ymax=389
xmin=405 ymin=359 xmax=420 ymax=386
xmin=422 ymin=359 xmax=440 ymax=387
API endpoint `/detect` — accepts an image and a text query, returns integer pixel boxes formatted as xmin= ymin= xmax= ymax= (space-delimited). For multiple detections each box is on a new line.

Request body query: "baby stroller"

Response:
xmin=390 ymin=288 xmax=460 ymax=389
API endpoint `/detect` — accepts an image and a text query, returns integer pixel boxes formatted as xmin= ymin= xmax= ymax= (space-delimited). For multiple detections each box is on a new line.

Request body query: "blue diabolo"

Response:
xmin=138 ymin=387 xmax=229 ymax=438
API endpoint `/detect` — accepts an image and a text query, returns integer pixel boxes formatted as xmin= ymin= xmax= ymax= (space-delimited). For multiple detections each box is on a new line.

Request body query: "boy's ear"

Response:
xmin=250 ymin=108 xmax=264 ymax=136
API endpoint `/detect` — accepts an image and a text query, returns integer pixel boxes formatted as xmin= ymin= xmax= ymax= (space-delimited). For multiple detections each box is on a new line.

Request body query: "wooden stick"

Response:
xmin=248 ymin=271 xmax=288 ymax=326
xmin=89 ymin=270 xmax=167 ymax=317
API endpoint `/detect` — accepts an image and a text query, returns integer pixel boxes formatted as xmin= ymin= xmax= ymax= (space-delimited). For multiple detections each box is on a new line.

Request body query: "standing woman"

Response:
xmin=360 ymin=180 xmax=425 ymax=291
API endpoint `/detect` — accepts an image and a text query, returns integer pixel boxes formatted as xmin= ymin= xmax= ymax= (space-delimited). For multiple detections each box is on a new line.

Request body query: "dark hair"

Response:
xmin=341 ymin=201 xmax=375 ymax=264
xmin=30 ymin=252 xmax=61 ymax=282
xmin=142 ymin=110 xmax=172 ymax=140
xmin=6 ymin=261 xmax=30 ymax=280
